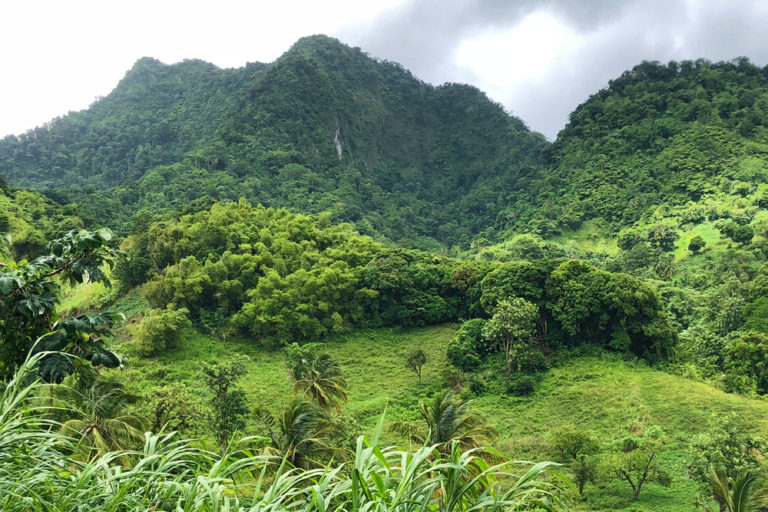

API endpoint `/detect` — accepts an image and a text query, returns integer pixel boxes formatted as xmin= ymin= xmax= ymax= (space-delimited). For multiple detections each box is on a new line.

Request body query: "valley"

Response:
xmin=3 ymin=34 xmax=768 ymax=511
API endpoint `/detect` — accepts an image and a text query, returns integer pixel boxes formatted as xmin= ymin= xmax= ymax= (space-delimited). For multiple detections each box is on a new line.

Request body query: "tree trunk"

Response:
xmin=505 ymin=350 xmax=512 ymax=383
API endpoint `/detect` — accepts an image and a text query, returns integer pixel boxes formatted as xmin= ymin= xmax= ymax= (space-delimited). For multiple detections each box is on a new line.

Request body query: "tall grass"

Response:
xmin=0 ymin=352 xmax=568 ymax=511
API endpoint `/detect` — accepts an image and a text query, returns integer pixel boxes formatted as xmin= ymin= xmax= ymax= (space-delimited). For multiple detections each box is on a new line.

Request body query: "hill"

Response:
xmin=89 ymin=309 xmax=768 ymax=512
xmin=1 ymin=35 xmax=547 ymax=249
xmin=0 ymin=57 xmax=267 ymax=188
xmin=0 ymin=176 xmax=86 ymax=259
xmin=503 ymin=58 xmax=768 ymax=238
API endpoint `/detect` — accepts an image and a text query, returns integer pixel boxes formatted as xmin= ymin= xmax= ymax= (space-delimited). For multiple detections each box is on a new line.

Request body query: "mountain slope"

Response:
xmin=0 ymin=57 xmax=267 ymax=188
xmin=503 ymin=58 xmax=768 ymax=237
xmin=22 ymin=35 xmax=547 ymax=248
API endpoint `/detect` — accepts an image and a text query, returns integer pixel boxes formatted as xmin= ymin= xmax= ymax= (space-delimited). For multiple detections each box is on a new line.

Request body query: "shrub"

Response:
xmin=133 ymin=307 xmax=192 ymax=357
xmin=506 ymin=375 xmax=535 ymax=396
xmin=445 ymin=318 xmax=487 ymax=371
xmin=688 ymin=235 xmax=705 ymax=254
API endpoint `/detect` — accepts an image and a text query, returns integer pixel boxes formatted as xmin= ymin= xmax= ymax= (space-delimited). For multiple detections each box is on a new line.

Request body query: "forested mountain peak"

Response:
xmin=5 ymin=35 xmax=546 ymax=248
xmin=503 ymin=57 xmax=768 ymax=237
xmin=7 ymin=37 xmax=768 ymax=252
xmin=558 ymin=57 xmax=768 ymax=149
xmin=0 ymin=56 xmax=267 ymax=189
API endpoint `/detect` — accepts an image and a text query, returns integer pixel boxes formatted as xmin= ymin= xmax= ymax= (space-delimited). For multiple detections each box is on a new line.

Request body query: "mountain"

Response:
xmin=0 ymin=57 xmax=267 ymax=188
xmin=1 ymin=35 xmax=547 ymax=248
xmin=501 ymin=57 xmax=768 ymax=238
xmin=5 ymin=38 xmax=768 ymax=251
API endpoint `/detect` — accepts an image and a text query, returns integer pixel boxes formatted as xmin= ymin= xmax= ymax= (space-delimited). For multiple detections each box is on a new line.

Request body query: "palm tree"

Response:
xmin=54 ymin=374 xmax=144 ymax=459
xmin=390 ymin=389 xmax=498 ymax=454
xmin=710 ymin=469 xmax=768 ymax=512
xmin=254 ymin=398 xmax=344 ymax=468
xmin=291 ymin=354 xmax=348 ymax=413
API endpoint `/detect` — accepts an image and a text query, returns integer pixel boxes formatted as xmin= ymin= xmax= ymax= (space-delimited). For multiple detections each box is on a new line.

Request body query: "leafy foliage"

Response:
xmin=483 ymin=297 xmax=539 ymax=382
xmin=132 ymin=306 xmax=191 ymax=356
xmin=688 ymin=414 xmax=767 ymax=485
xmin=290 ymin=352 xmax=348 ymax=413
xmin=709 ymin=470 xmax=768 ymax=512
xmin=55 ymin=373 xmax=144 ymax=459
xmin=446 ymin=318 xmax=487 ymax=371
xmin=606 ymin=434 xmax=671 ymax=500
xmin=390 ymin=389 xmax=498 ymax=455
xmin=7 ymin=36 xmax=545 ymax=248
xmin=0 ymin=58 xmax=267 ymax=189
xmin=202 ymin=357 xmax=249 ymax=454
xmin=405 ymin=349 xmax=427 ymax=381
xmin=0 ymin=228 xmax=123 ymax=381
xmin=254 ymin=398 xmax=341 ymax=468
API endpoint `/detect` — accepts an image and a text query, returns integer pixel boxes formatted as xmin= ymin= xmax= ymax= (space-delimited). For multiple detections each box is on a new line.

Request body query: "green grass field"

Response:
xmin=96 ymin=292 xmax=768 ymax=512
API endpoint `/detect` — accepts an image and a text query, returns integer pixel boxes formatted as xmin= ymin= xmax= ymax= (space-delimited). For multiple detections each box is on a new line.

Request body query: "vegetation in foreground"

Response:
xmin=6 ymin=35 xmax=768 ymax=512
xmin=0 ymin=352 xmax=565 ymax=511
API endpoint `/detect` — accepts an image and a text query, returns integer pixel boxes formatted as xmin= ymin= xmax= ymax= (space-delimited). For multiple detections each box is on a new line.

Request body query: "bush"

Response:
xmin=468 ymin=375 xmax=487 ymax=395
xmin=133 ymin=307 xmax=192 ymax=357
xmin=445 ymin=318 xmax=488 ymax=371
xmin=720 ymin=219 xmax=755 ymax=244
xmin=647 ymin=223 xmax=679 ymax=252
xmin=550 ymin=426 xmax=598 ymax=461
xmin=688 ymin=235 xmax=705 ymax=254
xmin=506 ymin=375 xmax=535 ymax=396
xmin=723 ymin=331 xmax=768 ymax=394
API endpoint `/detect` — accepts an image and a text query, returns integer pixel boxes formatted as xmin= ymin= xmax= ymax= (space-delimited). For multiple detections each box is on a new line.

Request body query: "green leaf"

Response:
xmin=38 ymin=353 xmax=75 ymax=383
xmin=0 ymin=276 xmax=15 ymax=294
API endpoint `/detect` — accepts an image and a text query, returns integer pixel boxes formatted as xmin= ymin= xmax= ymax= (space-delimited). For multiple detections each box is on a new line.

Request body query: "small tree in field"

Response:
xmin=551 ymin=426 xmax=598 ymax=461
xmin=202 ymin=357 xmax=249 ymax=454
xmin=405 ymin=349 xmax=427 ymax=381
xmin=608 ymin=434 xmax=670 ymax=500
xmin=572 ymin=454 xmax=597 ymax=496
xmin=482 ymin=298 xmax=538 ymax=382
xmin=688 ymin=235 xmax=706 ymax=254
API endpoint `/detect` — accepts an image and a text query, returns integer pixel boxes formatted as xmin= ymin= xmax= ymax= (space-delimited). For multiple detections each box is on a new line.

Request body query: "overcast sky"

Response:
xmin=2 ymin=0 xmax=768 ymax=140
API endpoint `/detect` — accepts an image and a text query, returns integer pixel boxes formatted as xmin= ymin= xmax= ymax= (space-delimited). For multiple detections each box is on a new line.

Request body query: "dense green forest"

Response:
xmin=5 ymin=35 xmax=768 ymax=511
xmin=0 ymin=58 xmax=267 ymax=188
xmin=2 ymin=36 xmax=546 ymax=248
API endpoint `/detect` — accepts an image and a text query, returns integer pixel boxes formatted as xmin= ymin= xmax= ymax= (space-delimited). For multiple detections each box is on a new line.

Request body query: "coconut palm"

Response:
xmin=55 ymin=374 xmax=144 ymax=458
xmin=391 ymin=389 xmax=498 ymax=454
xmin=292 ymin=353 xmax=348 ymax=413
xmin=254 ymin=397 xmax=345 ymax=468
xmin=710 ymin=469 xmax=768 ymax=512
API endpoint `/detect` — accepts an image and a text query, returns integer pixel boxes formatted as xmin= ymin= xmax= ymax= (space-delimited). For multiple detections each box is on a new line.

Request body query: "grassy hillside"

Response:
xmin=93 ymin=302 xmax=768 ymax=512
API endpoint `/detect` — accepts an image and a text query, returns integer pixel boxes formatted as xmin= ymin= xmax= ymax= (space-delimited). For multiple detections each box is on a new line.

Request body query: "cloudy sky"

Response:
xmin=2 ymin=0 xmax=768 ymax=140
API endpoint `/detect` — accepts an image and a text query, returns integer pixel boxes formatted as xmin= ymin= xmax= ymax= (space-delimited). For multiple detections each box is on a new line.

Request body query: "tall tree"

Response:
xmin=202 ymin=358 xmax=249 ymax=454
xmin=482 ymin=298 xmax=539 ymax=382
